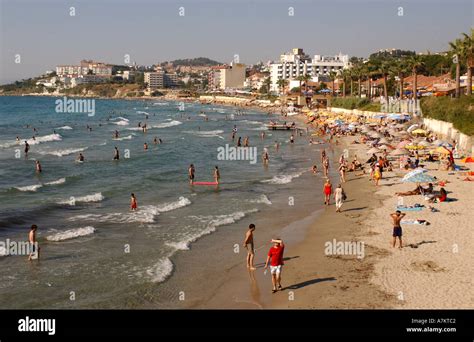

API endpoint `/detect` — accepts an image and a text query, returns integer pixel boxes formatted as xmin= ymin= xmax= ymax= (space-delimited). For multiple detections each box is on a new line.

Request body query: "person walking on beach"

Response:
xmin=213 ymin=166 xmax=220 ymax=184
xmin=373 ymin=164 xmax=382 ymax=187
xmin=28 ymin=224 xmax=40 ymax=261
xmin=188 ymin=164 xmax=195 ymax=184
xmin=390 ymin=210 xmax=406 ymax=248
xmin=243 ymin=224 xmax=256 ymax=270
xmin=130 ymin=193 xmax=138 ymax=211
xmin=323 ymin=178 xmax=333 ymax=205
xmin=323 ymin=157 xmax=330 ymax=177
xmin=113 ymin=147 xmax=120 ymax=160
xmin=321 ymin=149 xmax=326 ymax=164
xmin=264 ymin=238 xmax=285 ymax=293
xmin=334 ymin=184 xmax=346 ymax=213
xmin=338 ymin=162 xmax=346 ymax=183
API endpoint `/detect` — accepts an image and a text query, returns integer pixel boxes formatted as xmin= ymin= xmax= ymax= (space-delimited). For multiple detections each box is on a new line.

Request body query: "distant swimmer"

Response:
xmin=153 ymin=137 xmax=158 ymax=145
xmin=113 ymin=147 xmax=120 ymax=160
xmin=188 ymin=164 xmax=195 ymax=185
xmin=274 ymin=141 xmax=279 ymax=152
xmin=243 ymin=136 xmax=249 ymax=147
xmin=28 ymin=224 xmax=40 ymax=261
xmin=16 ymin=136 xmax=20 ymax=144
xmin=24 ymin=141 xmax=30 ymax=156
xmin=213 ymin=166 xmax=220 ymax=184
xmin=130 ymin=193 xmax=138 ymax=211
xmin=262 ymin=148 xmax=269 ymax=164
xmin=114 ymin=130 xmax=119 ymax=139
xmin=35 ymin=160 xmax=42 ymax=173
xmin=142 ymin=124 xmax=147 ymax=133
xmin=260 ymin=131 xmax=265 ymax=140
xmin=290 ymin=134 xmax=294 ymax=144
xmin=231 ymin=125 xmax=237 ymax=140
xmin=243 ymin=223 xmax=256 ymax=270
xmin=32 ymin=136 xmax=36 ymax=141
xmin=77 ymin=153 xmax=85 ymax=162
xmin=144 ymin=142 xmax=148 ymax=150
xmin=312 ymin=165 xmax=318 ymax=174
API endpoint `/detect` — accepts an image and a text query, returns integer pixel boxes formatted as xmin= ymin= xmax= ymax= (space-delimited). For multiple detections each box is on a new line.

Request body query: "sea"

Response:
xmin=0 ymin=95 xmax=338 ymax=308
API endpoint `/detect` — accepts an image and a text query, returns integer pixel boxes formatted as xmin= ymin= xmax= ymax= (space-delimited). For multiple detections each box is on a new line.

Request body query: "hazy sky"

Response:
xmin=0 ymin=0 xmax=472 ymax=84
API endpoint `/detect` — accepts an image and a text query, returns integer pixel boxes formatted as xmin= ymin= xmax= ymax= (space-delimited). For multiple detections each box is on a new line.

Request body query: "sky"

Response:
xmin=0 ymin=0 xmax=472 ymax=84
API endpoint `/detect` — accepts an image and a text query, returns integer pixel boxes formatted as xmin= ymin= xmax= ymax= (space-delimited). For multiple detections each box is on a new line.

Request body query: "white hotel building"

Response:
xmin=270 ymin=48 xmax=350 ymax=92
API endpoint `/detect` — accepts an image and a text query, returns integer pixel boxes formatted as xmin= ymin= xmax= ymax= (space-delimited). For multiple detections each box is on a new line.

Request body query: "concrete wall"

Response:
xmin=422 ymin=118 xmax=473 ymax=155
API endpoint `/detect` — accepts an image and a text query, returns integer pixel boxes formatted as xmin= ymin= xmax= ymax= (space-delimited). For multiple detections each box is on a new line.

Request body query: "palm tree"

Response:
xmin=391 ymin=58 xmax=409 ymax=112
xmin=375 ymin=61 xmax=391 ymax=106
xmin=339 ymin=69 xmax=349 ymax=98
xmin=352 ymin=65 xmax=363 ymax=98
xmin=407 ymin=55 xmax=425 ymax=112
xmin=276 ymin=78 xmax=288 ymax=95
xmin=328 ymin=71 xmax=337 ymax=96
xmin=302 ymin=74 xmax=311 ymax=93
xmin=462 ymin=29 xmax=474 ymax=96
xmin=296 ymin=75 xmax=306 ymax=95
xmin=449 ymin=38 xmax=465 ymax=98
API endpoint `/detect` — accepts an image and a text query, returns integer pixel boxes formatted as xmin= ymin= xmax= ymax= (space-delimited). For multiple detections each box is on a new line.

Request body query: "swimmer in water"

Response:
xmin=144 ymin=142 xmax=148 ymax=150
xmin=188 ymin=164 xmax=195 ymax=185
xmin=77 ymin=153 xmax=85 ymax=162
xmin=214 ymin=166 xmax=220 ymax=184
xmin=113 ymin=147 xmax=120 ymax=160
xmin=130 ymin=193 xmax=138 ymax=211
xmin=35 ymin=160 xmax=42 ymax=173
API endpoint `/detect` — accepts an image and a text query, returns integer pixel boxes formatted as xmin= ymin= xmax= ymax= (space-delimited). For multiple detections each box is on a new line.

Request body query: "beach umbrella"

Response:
xmin=396 ymin=140 xmax=411 ymax=149
xmin=461 ymin=156 xmax=474 ymax=163
xmin=405 ymin=144 xmax=425 ymax=150
xmin=433 ymin=146 xmax=451 ymax=155
xmin=407 ymin=124 xmax=419 ymax=133
xmin=378 ymin=144 xmax=393 ymax=151
xmin=411 ymin=129 xmax=427 ymax=136
xmin=366 ymin=147 xmax=380 ymax=154
xmin=402 ymin=172 xmax=436 ymax=183
xmin=418 ymin=140 xmax=430 ymax=147
xmin=378 ymin=137 xmax=391 ymax=144
xmin=403 ymin=168 xmax=428 ymax=179
xmin=390 ymin=148 xmax=410 ymax=156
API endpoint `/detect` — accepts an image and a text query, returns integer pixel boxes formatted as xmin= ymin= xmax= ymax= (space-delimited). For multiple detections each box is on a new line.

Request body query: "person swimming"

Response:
xmin=77 ymin=153 xmax=85 ymax=162
xmin=113 ymin=147 xmax=120 ymax=160
xmin=214 ymin=166 xmax=220 ymax=184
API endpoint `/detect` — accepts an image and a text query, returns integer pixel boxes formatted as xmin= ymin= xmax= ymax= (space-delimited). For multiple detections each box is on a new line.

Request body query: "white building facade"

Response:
xmin=270 ymin=49 xmax=350 ymax=92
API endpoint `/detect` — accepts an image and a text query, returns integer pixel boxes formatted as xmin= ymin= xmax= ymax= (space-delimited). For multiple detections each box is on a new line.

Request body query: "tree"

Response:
xmin=328 ymin=71 xmax=337 ymax=96
xmin=449 ymin=38 xmax=465 ymax=98
xmin=263 ymin=77 xmax=272 ymax=95
xmin=302 ymin=74 xmax=311 ymax=93
xmin=462 ymin=29 xmax=474 ymax=96
xmin=276 ymin=78 xmax=289 ymax=94
xmin=296 ymin=75 xmax=306 ymax=95
xmin=376 ymin=61 xmax=391 ymax=105
xmin=407 ymin=55 xmax=425 ymax=111
xmin=391 ymin=58 xmax=409 ymax=111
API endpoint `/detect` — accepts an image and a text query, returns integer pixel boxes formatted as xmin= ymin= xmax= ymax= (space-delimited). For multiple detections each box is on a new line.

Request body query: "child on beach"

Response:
xmin=130 ymin=193 xmax=137 ymax=211
xmin=264 ymin=238 xmax=285 ymax=293
xmin=243 ymin=224 xmax=256 ymax=270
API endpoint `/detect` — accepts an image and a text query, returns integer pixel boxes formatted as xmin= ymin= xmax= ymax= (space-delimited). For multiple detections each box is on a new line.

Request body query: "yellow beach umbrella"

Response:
xmin=411 ymin=129 xmax=427 ymax=135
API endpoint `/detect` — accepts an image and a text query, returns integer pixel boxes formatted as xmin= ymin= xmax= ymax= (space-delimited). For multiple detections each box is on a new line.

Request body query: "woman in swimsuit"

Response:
xmin=323 ymin=178 xmax=332 ymax=205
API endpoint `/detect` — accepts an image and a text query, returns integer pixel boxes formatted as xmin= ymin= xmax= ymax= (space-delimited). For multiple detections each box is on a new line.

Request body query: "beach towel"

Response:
xmin=401 ymin=219 xmax=430 ymax=225
xmin=397 ymin=205 xmax=424 ymax=211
